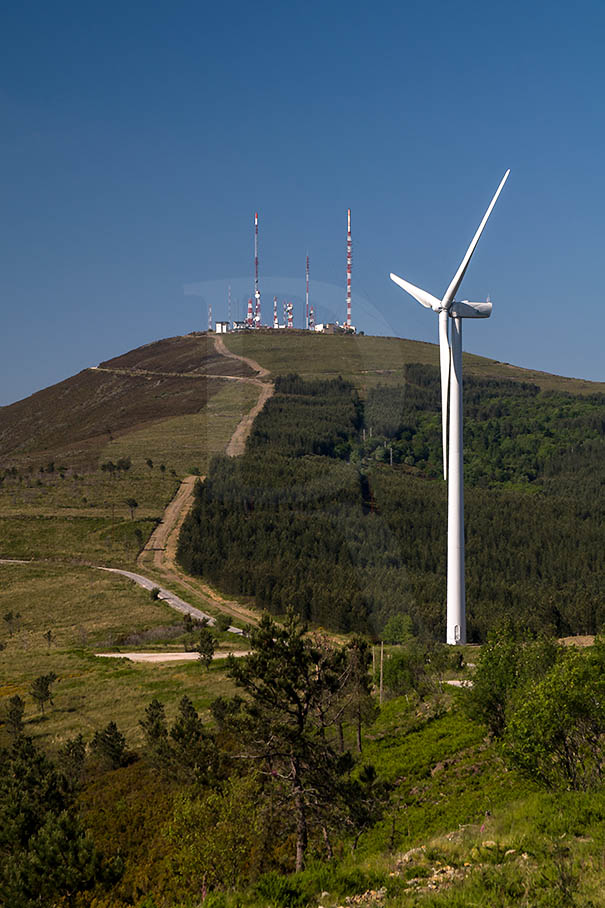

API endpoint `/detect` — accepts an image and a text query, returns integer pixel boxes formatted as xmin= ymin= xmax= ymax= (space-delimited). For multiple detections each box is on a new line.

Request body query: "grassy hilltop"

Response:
xmin=221 ymin=328 xmax=605 ymax=394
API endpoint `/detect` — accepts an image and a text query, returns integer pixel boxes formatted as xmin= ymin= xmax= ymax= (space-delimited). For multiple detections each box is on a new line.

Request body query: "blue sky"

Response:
xmin=1 ymin=0 xmax=605 ymax=405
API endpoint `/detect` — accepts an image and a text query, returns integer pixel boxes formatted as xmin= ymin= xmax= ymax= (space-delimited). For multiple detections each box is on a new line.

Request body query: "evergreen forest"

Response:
xmin=177 ymin=367 xmax=605 ymax=641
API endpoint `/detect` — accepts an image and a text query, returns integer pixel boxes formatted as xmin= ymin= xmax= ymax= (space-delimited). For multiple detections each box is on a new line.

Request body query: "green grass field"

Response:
xmin=0 ymin=374 xmax=261 ymax=753
xmin=101 ymin=379 xmax=259 ymax=477
xmin=0 ymin=379 xmax=260 ymax=567
xmin=0 ymin=561 xmax=242 ymax=753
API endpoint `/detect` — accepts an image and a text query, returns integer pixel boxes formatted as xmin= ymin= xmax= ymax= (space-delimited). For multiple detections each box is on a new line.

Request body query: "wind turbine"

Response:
xmin=390 ymin=170 xmax=510 ymax=645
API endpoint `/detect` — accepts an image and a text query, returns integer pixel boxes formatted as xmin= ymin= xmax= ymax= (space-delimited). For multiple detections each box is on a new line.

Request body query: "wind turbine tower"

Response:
xmin=390 ymin=171 xmax=510 ymax=645
xmin=346 ymin=208 xmax=352 ymax=328
xmin=306 ymin=254 xmax=310 ymax=330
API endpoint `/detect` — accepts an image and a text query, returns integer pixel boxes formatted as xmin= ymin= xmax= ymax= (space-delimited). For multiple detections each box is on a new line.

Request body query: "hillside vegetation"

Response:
xmin=1 ymin=331 xmax=605 ymax=906
xmin=0 ymin=334 xmax=261 ymax=759
xmin=178 ymin=364 xmax=605 ymax=641
xmin=3 ymin=611 xmax=605 ymax=907
xmin=0 ymin=334 xmax=254 ymax=471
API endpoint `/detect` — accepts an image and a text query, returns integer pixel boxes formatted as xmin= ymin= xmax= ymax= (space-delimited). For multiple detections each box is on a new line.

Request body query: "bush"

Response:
xmin=464 ymin=626 xmax=560 ymax=738
xmin=503 ymin=645 xmax=605 ymax=790
xmin=215 ymin=613 xmax=232 ymax=633
xmin=254 ymin=871 xmax=307 ymax=908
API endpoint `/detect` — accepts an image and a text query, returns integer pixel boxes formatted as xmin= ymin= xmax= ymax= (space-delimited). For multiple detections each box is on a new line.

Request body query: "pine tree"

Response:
xmin=226 ymin=611 xmax=353 ymax=871
xmin=91 ymin=721 xmax=128 ymax=769
xmin=30 ymin=673 xmax=57 ymax=715
xmin=5 ymin=695 xmax=25 ymax=739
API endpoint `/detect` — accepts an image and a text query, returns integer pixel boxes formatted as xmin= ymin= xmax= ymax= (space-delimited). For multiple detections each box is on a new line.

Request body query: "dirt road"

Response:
xmin=213 ymin=335 xmax=270 ymax=378
xmin=140 ymin=475 xmax=200 ymax=570
xmin=134 ymin=334 xmax=274 ymax=626
xmin=95 ymin=650 xmax=249 ymax=663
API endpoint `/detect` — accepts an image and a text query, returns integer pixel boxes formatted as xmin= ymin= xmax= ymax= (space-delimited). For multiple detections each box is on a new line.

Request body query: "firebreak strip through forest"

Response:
xmin=177 ymin=366 xmax=605 ymax=642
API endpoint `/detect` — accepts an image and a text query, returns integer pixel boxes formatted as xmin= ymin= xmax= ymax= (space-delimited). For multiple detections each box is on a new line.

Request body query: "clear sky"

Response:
xmin=2 ymin=0 xmax=605 ymax=405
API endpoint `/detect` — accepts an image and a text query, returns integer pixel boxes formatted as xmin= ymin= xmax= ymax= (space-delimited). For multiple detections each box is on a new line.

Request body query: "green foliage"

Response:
xmin=167 ymin=774 xmax=265 ymax=893
xmin=225 ymin=612 xmax=363 ymax=871
xmin=57 ymin=734 xmax=86 ymax=791
xmin=215 ymin=612 xmax=232 ymax=633
xmin=382 ymin=640 xmax=457 ymax=699
xmin=464 ymin=626 xmax=562 ymax=738
xmin=195 ymin=626 xmax=217 ymax=668
xmin=381 ymin=613 xmax=413 ymax=644
xmin=249 ymin=373 xmax=362 ymax=459
xmin=140 ymin=698 xmax=168 ymax=750
xmin=5 ymin=695 xmax=25 ymax=739
xmin=29 ymin=672 xmax=57 ymax=715
xmin=140 ymin=696 xmax=220 ymax=783
xmin=0 ymin=737 xmax=105 ymax=907
xmin=167 ymin=695 xmax=218 ymax=784
xmin=77 ymin=760 xmax=176 ymax=904
xmin=503 ymin=644 xmax=605 ymax=790
xmin=254 ymin=870 xmax=308 ymax=907
xmin=178 ymin=370 xmax=605 ymax=641
xmin=362 ymin=366 xmax=605 ymax=488
xmin=91 ymin=721 xmax=129 ymax=770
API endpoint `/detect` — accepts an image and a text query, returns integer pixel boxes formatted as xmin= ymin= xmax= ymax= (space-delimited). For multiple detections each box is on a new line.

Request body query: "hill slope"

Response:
xmin=0 ymin=334 xmax=256 ymax=470
xmin=221 ymin=330 xmax=605 ymax=395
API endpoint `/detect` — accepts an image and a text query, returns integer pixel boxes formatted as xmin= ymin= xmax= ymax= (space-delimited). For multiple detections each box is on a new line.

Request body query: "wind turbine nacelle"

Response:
xmin=450 ymin=300 xmax=492 ymax=318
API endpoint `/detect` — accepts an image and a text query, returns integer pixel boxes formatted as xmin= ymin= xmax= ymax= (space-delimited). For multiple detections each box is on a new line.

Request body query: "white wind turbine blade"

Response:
xmin=441 ymin=169 xmax=510 ymax=308
xmin=438 ymin=309 xmax=450 ymax=480
xmin=390 ymin=273 xmax=442 ymax=312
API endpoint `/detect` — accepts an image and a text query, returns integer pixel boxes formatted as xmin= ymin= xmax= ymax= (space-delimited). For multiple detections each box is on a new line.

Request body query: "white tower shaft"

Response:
xmin=346 ymin=209 xmax=352 ymax=327
xmin=447 ymin=316 xmax=465 ymax=644
xmin=254 ymin=212 xmax=260 ymax=316
xmin=306 ymin=255 xmax=310 ymax=330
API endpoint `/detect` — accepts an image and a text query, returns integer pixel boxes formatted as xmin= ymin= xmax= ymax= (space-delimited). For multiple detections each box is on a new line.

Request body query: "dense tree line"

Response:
xmin=248 ymin=374 xmax=362 ymax=459
xmin=177 ymin=370 xmax=605 ymax=640
xmin=361 ymin=365 xmax=605 ymax=489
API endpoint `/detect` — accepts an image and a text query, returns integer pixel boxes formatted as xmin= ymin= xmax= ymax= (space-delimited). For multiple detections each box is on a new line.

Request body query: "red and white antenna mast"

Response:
xmin=254 ymin=211 xmax=261 ymax=324
xmin=247 ymin=298 xmax=254 ymax=327
xmin=309 ymin=303 xmax=315 ymax=330
xmin=208 ymin=303 xmax=212 ymax=332
xmin=273 ymin=296 xmax=278 ymax=329
xmin=305 ymin=254 xmax=310 ymax=330
xmin=287 ymin=302 xmax=293 ymax=329
xmin=346 ymin=208 xmax=352 ymax=328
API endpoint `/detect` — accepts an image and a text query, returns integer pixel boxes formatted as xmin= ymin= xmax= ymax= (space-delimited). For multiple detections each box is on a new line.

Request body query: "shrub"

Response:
xmin=503 ymin=645 xmax=605 ymax=789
